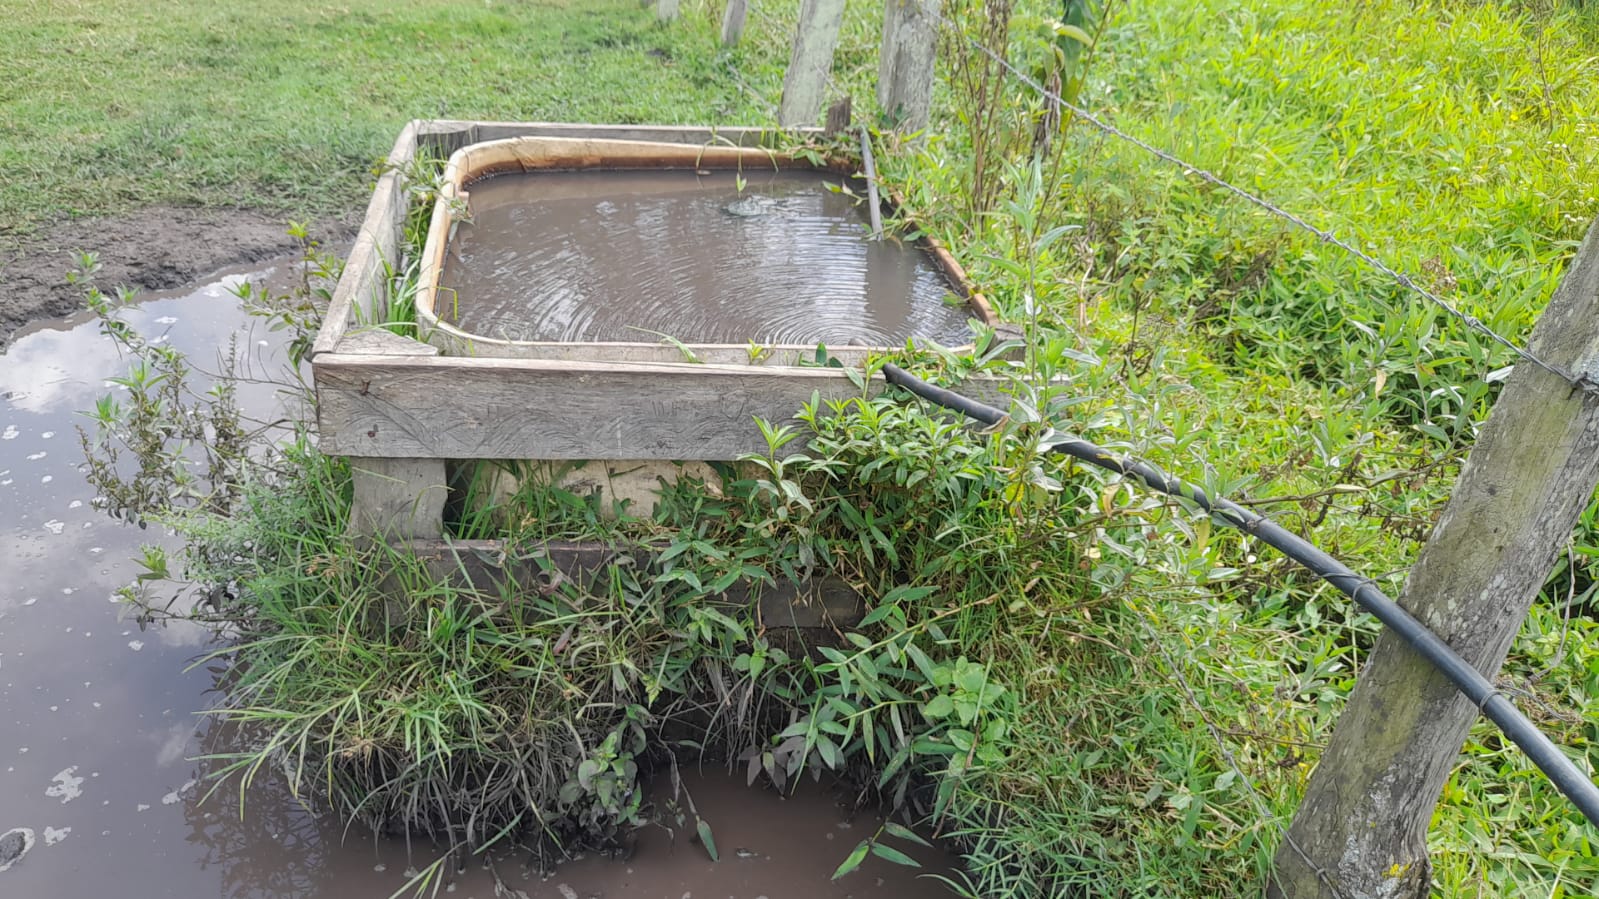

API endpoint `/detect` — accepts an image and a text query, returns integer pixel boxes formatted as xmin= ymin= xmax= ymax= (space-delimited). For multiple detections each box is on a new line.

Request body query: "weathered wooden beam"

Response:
xmin=778 ymin=0 xmax=846 ymax=128
xmin=311 ymin=169 xmax=406 ymax=358
xmin=1270 ymin=218 xmax=1599 ymax=897
xmin=877 ymin=0 xmax=938 ymax=134
xmin=465 ymin=122 xmax=797 ymax=147
xmin=721 ymin=0 xmax=749 ymax=46
xmin=656 ymin=0 xmax=679 ymax=22
xmin=409 ymin=538 xmax=863 ymax=627
xmin=315 ymin=353 xmax=870 ymax=460
xmin=336 ymin=327 xmax=440 ymax=357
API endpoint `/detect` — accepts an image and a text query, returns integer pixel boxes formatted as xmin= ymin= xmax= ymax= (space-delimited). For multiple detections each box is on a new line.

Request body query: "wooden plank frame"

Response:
xmin=311 ymin=120 xmax=1004 ymax=464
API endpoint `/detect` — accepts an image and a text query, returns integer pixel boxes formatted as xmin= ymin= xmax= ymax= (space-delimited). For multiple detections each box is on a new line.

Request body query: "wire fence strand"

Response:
xmin=926 ymin=8 xmax=1598 ymax=396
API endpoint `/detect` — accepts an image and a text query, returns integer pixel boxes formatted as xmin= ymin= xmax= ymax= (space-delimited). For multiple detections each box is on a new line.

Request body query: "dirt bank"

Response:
xmin=0 ymin=207 xmax=354 ymax=348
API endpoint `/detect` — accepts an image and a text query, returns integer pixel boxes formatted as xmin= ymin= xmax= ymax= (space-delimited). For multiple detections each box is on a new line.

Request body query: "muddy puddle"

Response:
xmin=439 ymin=169 xmax=977 ymax=346
xmin=0 ymin=259 xmax=962 ymax=896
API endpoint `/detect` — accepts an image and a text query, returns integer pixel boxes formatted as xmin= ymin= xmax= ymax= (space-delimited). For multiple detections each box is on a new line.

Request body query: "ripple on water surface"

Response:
xmin=438 ymin=169 xmax=977 ymax=346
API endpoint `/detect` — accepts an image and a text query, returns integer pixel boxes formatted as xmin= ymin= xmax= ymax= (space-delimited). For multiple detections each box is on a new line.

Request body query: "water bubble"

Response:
xmin=155 ymin=316 xmax=178 ymax=325
xmin=68 ymin=500 xmax=82 ymax=509
xmin=26 ymin=452 xmax=46 ymax=461
xmin=127 ymin=641 xmax=144 ymax=652
xmin=0 ymin=425 xmax=16 ymax=440
xmin=43 ymin=826 xmax=70 ymax=846
xmin=42 ymin=520 xmax=64 ymax=535
xmin=41 ymin=476 xmax=52 ymax=484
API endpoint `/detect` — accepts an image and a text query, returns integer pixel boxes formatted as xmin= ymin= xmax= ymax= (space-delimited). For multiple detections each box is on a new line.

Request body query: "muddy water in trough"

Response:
xmin=439 ymin=169 xmax=977 ymax=346
xmin=0 ymin=259 xmax=961 ymax=896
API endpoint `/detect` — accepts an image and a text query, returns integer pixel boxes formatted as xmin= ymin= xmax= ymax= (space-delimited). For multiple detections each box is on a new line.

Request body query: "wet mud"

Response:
xmin=0 ymin=260 xmax=963 ymax=896
xmin=439 ymin=169 xmax=976 ymax=346
xmin=0 ymin=207 xmax=353 ymax=349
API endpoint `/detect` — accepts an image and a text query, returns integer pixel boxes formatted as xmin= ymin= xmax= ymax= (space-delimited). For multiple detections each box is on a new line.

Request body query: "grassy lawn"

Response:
xmin=0 ymin=0 xmax=773 ymax=236
xmin=26 ymin=0 xmax=1599 ymax=896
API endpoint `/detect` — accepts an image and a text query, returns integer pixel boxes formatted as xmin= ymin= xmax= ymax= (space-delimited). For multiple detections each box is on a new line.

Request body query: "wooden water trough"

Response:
xmin=309 ymin=120 xmax=1001 ymax=625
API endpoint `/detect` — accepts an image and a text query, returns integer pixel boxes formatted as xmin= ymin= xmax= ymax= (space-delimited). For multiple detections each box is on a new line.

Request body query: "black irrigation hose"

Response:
xmin=880 ymin=363 xmax=1599 ymax=829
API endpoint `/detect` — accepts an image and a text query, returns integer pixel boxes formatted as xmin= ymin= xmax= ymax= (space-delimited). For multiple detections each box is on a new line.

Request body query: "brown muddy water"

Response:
xmin=438 ymin=169 xmax=977 ymax=346
xmin=0 ymin=259 xmax=963 ymax=896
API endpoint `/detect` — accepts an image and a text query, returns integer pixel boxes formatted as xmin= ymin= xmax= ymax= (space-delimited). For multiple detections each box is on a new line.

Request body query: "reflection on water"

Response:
xmin=440 ymin=169 xmax=977 ymax=346
xmin=0 ymin=259 xmax=962 ymax=898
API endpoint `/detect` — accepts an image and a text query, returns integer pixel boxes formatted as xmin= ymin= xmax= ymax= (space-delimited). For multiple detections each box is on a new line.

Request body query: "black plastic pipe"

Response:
xmin=880 ymin=362 xmax=1599 ymax=829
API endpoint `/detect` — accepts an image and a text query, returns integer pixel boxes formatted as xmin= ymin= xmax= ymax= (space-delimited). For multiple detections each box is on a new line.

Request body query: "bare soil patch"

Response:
xmin=0 ymin=206 xmax=354 ymax=347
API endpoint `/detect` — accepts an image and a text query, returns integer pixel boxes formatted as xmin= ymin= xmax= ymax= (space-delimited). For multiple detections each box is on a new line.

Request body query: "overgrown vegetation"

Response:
xmin=49 ymin=0 xmax=1599 ymax=896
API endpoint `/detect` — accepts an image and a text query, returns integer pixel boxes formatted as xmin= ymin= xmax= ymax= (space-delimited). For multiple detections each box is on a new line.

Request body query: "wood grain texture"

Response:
xmin=315 ymin=353 xmax=872 ymax=460
xmin=348 ymin=457 xmax=447 ymax=540
xmin=337 ymin=328 xmax=441 ymax=357
xmin=465 ymin=122 xmax=797 ymax=148
xmin=877 ymin=0 xmax=938 ymax=133
xmin=311 ymin=170 xmax=404 ymax=358
xmin=778 ymin=0 xmax=846 ymax=128
xmin=720 ymin=0 xmax=749 ymax=46
xmin=412 ymin=336 xmax=880 ymax=367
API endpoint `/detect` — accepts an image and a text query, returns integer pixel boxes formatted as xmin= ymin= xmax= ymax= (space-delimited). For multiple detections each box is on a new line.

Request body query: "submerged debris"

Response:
xmin=722 ymin=195 xmax=776 ymax=217
xmin=0 ymin=827 xmax=34 ymax=873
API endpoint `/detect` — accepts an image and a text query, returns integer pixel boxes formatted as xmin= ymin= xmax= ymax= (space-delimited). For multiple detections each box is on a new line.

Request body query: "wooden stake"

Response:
xmin=877 ymin=0 xmax=937 ymax=134
xmin=1270 ymin=217 xmax=1599 ymax=898
xmin=720 ymin=0 xmax=748 ymax=46
xmin=777 ymin=0 xmax=845 ymax=128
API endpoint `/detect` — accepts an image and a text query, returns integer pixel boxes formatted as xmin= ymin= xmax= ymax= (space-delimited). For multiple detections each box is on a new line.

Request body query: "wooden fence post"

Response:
xmin=656 ymin=0 xmax=680 ymax=23
xmin=1269 ymin=218 xmax=1599 ymax=897
xmin=877 ymin=0 xmax=938 ymax=134
xmin=721 ymin=0 xmax=748 ymax=46
xmin=777 ymin=0 xmax=845 ymax=128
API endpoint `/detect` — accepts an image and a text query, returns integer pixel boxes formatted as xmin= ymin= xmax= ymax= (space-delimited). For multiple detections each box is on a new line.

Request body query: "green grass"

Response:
xmin=0 ymin=0 xmax=774 ymax=238
xmin=47 ymin=0 xmax=1599 ymax=896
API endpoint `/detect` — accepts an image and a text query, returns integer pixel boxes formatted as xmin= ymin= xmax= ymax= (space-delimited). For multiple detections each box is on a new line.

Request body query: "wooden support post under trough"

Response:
xmin=778 ymin=0 xmax=846 ymax=128
xmin=656 ymin=0 xmax=679 ymax=22
xmin=1269 ymin=218 xmax=1599 ymax=897
xmin=348 ymin=458 xmax=448 ymax=541
xmin=721 ymin=0 xmax=748 ymax=46
xmin=877 ymin=0 xmax=938 ymax=134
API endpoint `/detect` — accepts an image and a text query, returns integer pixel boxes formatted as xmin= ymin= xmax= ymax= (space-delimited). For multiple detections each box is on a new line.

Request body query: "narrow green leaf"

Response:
xmin=870 ymin=842 xmax=922 ymax=868
xmin=881 ymin=821 xmax=932 ymax=847
xmin=697 ymin=818 xmax=719 ymax=862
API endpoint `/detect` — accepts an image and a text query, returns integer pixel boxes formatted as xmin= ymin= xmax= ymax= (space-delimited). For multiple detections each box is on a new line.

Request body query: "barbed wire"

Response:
xmin=926 ymin=6 xmax=1598 ymax=396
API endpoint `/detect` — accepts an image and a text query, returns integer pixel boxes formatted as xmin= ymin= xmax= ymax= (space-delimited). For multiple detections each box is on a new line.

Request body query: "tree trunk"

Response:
xmin=1269 ymin=218 xmax=1599 ymax=897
